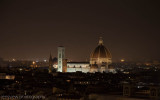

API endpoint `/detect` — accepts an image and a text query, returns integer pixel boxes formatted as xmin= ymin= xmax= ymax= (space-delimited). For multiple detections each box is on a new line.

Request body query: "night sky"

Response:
xmin=0 ymin=0 xmax=160 ymax=62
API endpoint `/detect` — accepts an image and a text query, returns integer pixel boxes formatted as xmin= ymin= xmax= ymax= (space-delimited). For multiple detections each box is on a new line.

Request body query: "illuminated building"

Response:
xmin=51 ymin=37 xmax=113 ymax=73
xmin=0 ymin=73 xmax=15 ymax=80
xmin=67 ymin=62 xmax=90 ymax=73
xmin=57 ymin=46 xmax=65 ymax=72
xmin=90 ymin=37 xmax=112 ymax=73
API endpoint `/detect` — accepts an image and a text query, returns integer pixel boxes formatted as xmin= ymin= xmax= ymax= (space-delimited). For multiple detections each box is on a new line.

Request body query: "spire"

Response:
xmin=98 ymin=37 xmax=103 ymax=45
xmin=49 ymin=53 xmax=53 ymax=73
xmin=49 ymin=53 xmax=52 ymax=61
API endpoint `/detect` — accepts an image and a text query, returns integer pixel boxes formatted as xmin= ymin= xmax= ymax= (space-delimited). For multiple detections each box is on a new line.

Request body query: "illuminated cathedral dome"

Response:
xmin=90 ymin=37 xmax=112 ymax=72
xmin=90 ymin=43 xmax=112 ymax=59
xmin=90 ymin=37 xmax=112 ymax=60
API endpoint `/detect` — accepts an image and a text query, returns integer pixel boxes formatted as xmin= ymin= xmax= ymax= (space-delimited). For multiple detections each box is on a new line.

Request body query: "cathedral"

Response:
xmin=90 ymin=37 xmax=112 ymax=73
xmin=49 ymin=37 xmax=114 ymax=73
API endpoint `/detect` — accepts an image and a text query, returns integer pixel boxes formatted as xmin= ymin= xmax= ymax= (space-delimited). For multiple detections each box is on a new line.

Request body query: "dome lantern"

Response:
xmin=99 ymin=37 xmax=103 ymax=45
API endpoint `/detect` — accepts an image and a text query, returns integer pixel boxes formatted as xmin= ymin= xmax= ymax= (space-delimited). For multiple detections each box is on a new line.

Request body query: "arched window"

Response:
xmin=151 ymin=89 xmax=156 ymax=96
xmin=124 ymin=87 xmax=129 ymax=95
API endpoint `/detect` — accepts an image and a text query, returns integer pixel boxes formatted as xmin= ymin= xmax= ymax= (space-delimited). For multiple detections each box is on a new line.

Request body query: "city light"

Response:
xmin=121 ymin=59 xmax=125 ymax=62
xmin=12 ymin=59 xmax=16 ymax=61
xmin=32 ymin=61 xmax=35 ymax=65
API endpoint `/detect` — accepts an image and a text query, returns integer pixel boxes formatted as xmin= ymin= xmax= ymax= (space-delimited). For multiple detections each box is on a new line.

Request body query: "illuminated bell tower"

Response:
xmin=57 ymin=46 xmax=65 ymax=72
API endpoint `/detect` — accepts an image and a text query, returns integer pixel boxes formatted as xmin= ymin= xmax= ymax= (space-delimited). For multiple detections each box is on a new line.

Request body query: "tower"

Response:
xmin=58 ymin=46 xmax=65 ymax=72
xmin=49 ymin=53 xmax=53 ymax=73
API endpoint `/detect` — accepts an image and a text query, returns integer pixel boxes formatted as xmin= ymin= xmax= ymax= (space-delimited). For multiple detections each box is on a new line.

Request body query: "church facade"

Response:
xmin=49 ymin=37 xmax=113 ymax=73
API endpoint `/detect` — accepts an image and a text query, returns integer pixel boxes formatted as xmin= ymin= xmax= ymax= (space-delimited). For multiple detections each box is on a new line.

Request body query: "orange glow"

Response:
xmin=121 ymin=59 xmax=125 ymax=62
xmin=32 ymin=61 xmax=35 ymax=65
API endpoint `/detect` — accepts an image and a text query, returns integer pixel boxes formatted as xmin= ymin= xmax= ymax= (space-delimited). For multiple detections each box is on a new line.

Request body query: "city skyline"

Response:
xmin=0 ymin=0 xmax=160 ymax=61
xmin=0 ymin=1 xmax=160 ymax=99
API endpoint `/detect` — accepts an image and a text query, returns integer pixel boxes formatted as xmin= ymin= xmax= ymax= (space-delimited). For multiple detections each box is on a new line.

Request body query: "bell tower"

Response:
xmin=57 ymin=46 xmax=65 ymax=72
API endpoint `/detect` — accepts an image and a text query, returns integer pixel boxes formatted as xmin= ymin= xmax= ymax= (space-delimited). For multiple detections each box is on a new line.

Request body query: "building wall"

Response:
xmin=67 ymin=62 xmax=90 ymax=73
xmin=67 ymin=62 xmax=89 ymax=68
xmin=90 ymin=58 xmax=112 ymax=65
xmin=67 ymin=67 xmax=90 ymax=73
xmin=62 ymin=59 xmax=67 ymax=72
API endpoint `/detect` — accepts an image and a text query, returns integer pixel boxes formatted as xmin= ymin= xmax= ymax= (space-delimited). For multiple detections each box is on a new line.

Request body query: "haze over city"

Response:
xmin=0 ymin=0 xmax=160 ymax=62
